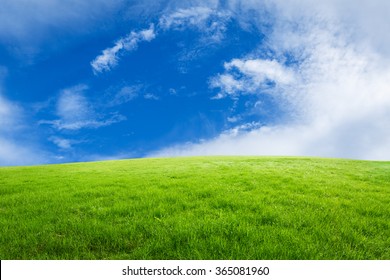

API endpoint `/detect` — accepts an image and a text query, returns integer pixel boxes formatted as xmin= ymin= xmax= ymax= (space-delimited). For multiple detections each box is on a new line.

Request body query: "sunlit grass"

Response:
xmin=0 ymin=156 xmax=389 ymax=259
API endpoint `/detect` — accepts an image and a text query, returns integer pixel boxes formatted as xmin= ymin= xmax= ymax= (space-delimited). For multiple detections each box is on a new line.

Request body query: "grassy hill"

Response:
xmin=0 ymin=156 xmax=389 ymax=259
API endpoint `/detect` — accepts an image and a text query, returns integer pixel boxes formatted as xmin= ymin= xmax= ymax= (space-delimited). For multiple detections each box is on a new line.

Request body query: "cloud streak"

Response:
xmin=159 ymin=6 xmax=215 ymax=29
xmin=107 ymin=86 xmax=140 ymax=107
xmin=39 ymin=85 xmax=126 ymax=130
xmin=91 ymin=25 xmax=156 ymax=74
xmin=91 ymin=5 xmax=231 ymax=74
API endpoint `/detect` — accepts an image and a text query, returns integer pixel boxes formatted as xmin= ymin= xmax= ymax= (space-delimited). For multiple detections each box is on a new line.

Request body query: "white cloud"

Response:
xmin=151 ymin=0 xmax=390 ymax=160
xmin=108 ymin=86 xmax=139 ymax=106
xmin=0 ymin=94 xmax=19 ymax=129
xmin=1 ymin=67 xmax=47 ymax=165
xmin=159 ymin=7 xmax=214 ymax=29
xmin=56 ymin=85 xmax=92 ymax=122
xmin=150 ymin=125 xmax=304 ymax=158
xmin=160 ymin=6 xmax=231 ymax=43
xmin=210 ymin=58 xmax=294 ymax=98
xmin=211 ymin=74 xmax=243 ymax=98
xmin=226 ymin=59 xmax=294 ymax=85
xmin=0 ymin=137 xmax=46 ymax=166
xmin=42 ymin=117 xmax=125 ymax=131
xmin=0 ymin=93 xmax=45 ymax=166
xmin=144 ymin=93 xmax=159 ymax=100
xmin=91 ymin=24 xmax=156 ymax=73
xmin=269 ymin=0 xmax=390 ymax=58
xmin=49 ymin=137 xmax=72 ymax=150
xmin=40 ymin=85 xmax=126 ymax=130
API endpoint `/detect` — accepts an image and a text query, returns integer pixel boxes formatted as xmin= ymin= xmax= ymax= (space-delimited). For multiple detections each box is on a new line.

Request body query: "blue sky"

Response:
xmin=1 ymin=0 xmax=390 ymax=166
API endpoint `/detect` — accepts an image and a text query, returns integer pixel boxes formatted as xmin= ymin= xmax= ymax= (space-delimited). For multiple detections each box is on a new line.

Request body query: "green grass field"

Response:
xmin=0 ymin=156 xmax=389 ymax=260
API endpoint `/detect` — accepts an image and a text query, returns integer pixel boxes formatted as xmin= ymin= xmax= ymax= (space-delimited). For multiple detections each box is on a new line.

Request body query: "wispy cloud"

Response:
xmin=42 ymin=117 xmax=125 ymax=131
xmin=91 ymin=24 xmax=156 ymax=74
xmin=0 ymin=94 xmax=20 ymax=129
xmin=107 ymin=86 xmax=140 ymax=107
xmin=40 ymin=85 xmax=126 ymax=130
xmin=210 ymin=58 xmax=294 ymax=98
xmin=159 ymin=6 xmax=231 ymax=48
xmin=159 ymin=7 xmax=214 ymax=29
xmin=49 ymin=136 xmax=73 ymax=150
xmin=0 ymin=93 xmax=45 ymax=166
xmin=56 ymin=85 xmax=92 ymax=122
xmin=144 ymin=93 xmax=159 ymax=100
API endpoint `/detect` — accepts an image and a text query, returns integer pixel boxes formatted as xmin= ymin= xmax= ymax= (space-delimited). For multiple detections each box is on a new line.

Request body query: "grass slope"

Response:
xmin=0 ymin=156 xmax=389 ymax=260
